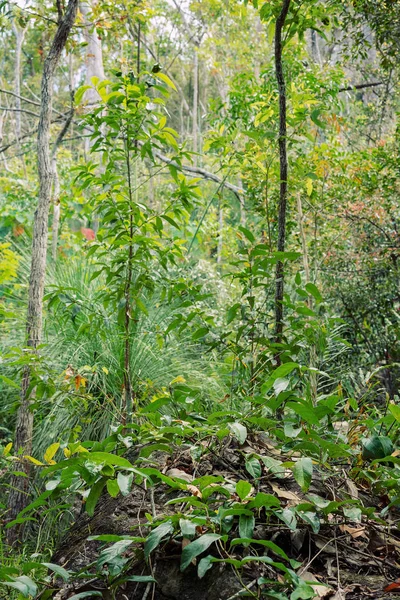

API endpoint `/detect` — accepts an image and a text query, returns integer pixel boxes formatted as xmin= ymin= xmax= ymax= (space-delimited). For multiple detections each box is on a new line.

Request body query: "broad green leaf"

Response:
xmin=42 ymin=563 xmax=70 ymax=581
xmin=305 ymin=282 xmax=323 ymax=303
xmin=75 ymin=85 xmax=92 ymax=104
xmin=3 ymin=576 xmax=37 ymax=598
xmin=238 ymin=226 xmax=255 ymax=242
xmin=229 ymin=422 xmax=247 ymax=444
xmin=389 ymin=404 xmax=400 ymax=422
xmin=292 ymin=457 xmax=313 ymax=492
xmin=362 ymin=436 xmax=394 ymax=460
xmin=154 ymin=72 xmax=177 ymax=90
xmin=180 ymin=534 xmax=222 ymax=571
xmin=180 ymin=518 xmax=196 ymax=540
xmin=236 ymin=480 xmax=252 ymax=501
xmin=245 ymin=456 xmax=262 ymax=479
xmin=97 ymin=540 xmax=133 ymax=570
xmin=297 ymin=511 xmax=320 ymax=533
xmin=239 ymin=514 xmax=255 ymax=539
xmin=106 ymin=478 xmax=120 ymax=498
xmin=144 ymin=521 xmax=174 ymax=559
xmin=85 ymin=452 xmax=133 ymax=468
xmin=271 ymin=362 xmax=299 ymax=380
xmin=287 ymin=401 xmax=319 ymax=426
xmin=117 ymin=472 xmax=133 ymax=496
xmin=248 ymin=492 xmax=280 ymax=509
xmin=198 ymin=555 xmax=214 ymax=578
xmin=227 ymin=303 xmax=241 ymax=324
xmin=86 ymin=477 xmax=107 ymax=516
xmin=192 ymin=327 xmax=209 ymax=340
xmin=276 ymin=508 xmax=297 ymax=530
xmin=230 ymin=538 xmax=289 ymax=561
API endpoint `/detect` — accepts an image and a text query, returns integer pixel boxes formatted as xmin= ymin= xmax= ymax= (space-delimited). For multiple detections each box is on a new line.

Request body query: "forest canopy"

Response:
xmin=1 ymin=1 xmax=400 ymax=599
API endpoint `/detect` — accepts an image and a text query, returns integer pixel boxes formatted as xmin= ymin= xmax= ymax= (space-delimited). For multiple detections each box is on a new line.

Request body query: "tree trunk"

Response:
xmin=80 ymin=0 xmax=106 ymax=105
xmin=11 ymin=21 xmax=26 ymax=144
xmin=7 ymin=0 xmax=79 ymax=544
xmin=192 ymin=47 xmax=199 ymax=165
xmin=274 ymin=0 xmax=291 ymax=349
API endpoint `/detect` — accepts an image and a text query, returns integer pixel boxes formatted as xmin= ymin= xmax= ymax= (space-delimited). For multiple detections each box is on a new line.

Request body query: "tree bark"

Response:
xmin=80 ymin=0 xmax=105 ymax=104
xmin=192 ymin=47 xmax=199 ymax=165
xmin=7 ymin=0 xmax=78 ymax=544
xmin=274 ymin=0 xmax=291 ymax=349
xmin=11 ymin=21 xmax=27 ymax=145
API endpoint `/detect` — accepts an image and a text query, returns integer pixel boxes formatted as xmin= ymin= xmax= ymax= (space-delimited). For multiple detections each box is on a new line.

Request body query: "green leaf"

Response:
xmin=239 ymin=514 xmax=255 ymax=539
xmin=180 ymin=519 xmax=196 ymax=540
xmin=198 ymin=555 xmax=214 ymax=578
xmin=362 ymin=436 xmax=394 ymax=460
xmin=106 ymin=478 xmax=120 ymax=498
xmin=248 ymin=492 xmax=280 ymax=509
xmin=236 ymin=480 xmax=252 ymax=501
xmin=305 ymin=283 xmax=323 ymax=303
xmin=86 ymin=477 xmax=107 ymax=516
xmin=117 ymin=472 xmax=133 ymax=496
xmin=230 ymin=538 xmax=290 ymax=561
xmin=271 ymin=362 xmax=299 ymax=380
xmin=85 ymin=452 xmax=133 ymax=468
xmin=42 ymin=563 xmax=70 ymax=581
xmin=75 ymin=85 xmax=92 ymax=104
xmin=389 ymin=404 xmax=400 ymax=422
xmin=153 ymin=71 xmax=177 ymax=90
xmin=229 ymin=422 xmax=247 ymax=444
xmin=192 ymin=327 xmax=209 ymax=340
xmin=238 ymin=226 xmax=255 ymax=243
xmin=287 ymin=401 xmax=320 ymax=425
xmin=276 ymin=508 xmax=297 ymax=530
xmin=144 ymin=521 xmax=174 ymax=559
xmin=97 ymin=540 xmax=133 ymax=565
xmin=227 ymin=303 xmax=241 ymax=325
xmin=245 ymin=456 xmax=262 ymax=479
xmin=292 ymin=457 xmax=313 ymax=492
xmin=180 ymin=534 xmax=222 ymax=571
xmin=3 ymin=576 xmax=37 ymax=598
xmin=297 ymin=511 xmax=320 ymax=533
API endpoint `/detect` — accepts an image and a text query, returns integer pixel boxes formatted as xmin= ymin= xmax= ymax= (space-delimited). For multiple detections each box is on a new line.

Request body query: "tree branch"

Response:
xmin=144 ymin=144 xmax=244 ymax=199
xmin=338 ymin=81 xmax=384 ymax=92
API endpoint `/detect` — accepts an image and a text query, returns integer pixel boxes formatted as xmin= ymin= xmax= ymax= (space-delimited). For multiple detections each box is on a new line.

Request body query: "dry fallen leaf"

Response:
xmin=384 ymin=581 xmax=400 ymax=593
xmin=339 ymin=524 xmax=367 ymax=539
xmin=187 ymin=484 xmax=202 ymax=498
xmin=299 ymin=570 xmax=332 ymax=599
xmin=271 ymin=483 xmax=302 ymax=503
xmin=166 ymin=468 xmax=193 ymax=482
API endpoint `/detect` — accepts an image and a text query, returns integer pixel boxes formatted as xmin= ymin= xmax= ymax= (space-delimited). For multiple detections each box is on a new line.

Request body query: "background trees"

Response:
xmin=0 ymin=0 xmax=400 ymax=598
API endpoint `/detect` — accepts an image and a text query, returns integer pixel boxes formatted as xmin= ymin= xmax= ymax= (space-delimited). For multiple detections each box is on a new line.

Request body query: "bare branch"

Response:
xmin=338 ymin=81 xmax=384 ymax=92
xmin=145 ymin=144 xmax=244 ymax=199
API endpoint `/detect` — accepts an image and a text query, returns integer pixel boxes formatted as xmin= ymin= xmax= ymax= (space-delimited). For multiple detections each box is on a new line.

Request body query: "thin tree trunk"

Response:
xmin=192 ymin=47 xmax=199 ymax=165
xmin=80 ymin=0 xmax=105 ymax=156
xmin=297 ymin=193 xmax=317 ymax=403
xmin=12 ymin=20 xmax=27 ymax=174
xmin=52 ymin=56 xmax=75 ymax=262
xmin=274 ymin=0 xmax=291 ymax=350
xmin=217 ymin=204 xmax=223 ymax=265
xmin=7 ymin=0 xmax=78 ymax=544
xmin=11 ymin=22 xmax=26 ymax=144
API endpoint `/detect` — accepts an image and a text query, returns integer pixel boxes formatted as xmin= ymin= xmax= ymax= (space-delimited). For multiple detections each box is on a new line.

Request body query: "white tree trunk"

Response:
xmin=80 ymin=0 xmax=105 ymax=106
xmin=7 ymin=0 xmax=79 ymax=543
xmin=192 ymin=48 xmax=199 ymax=165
